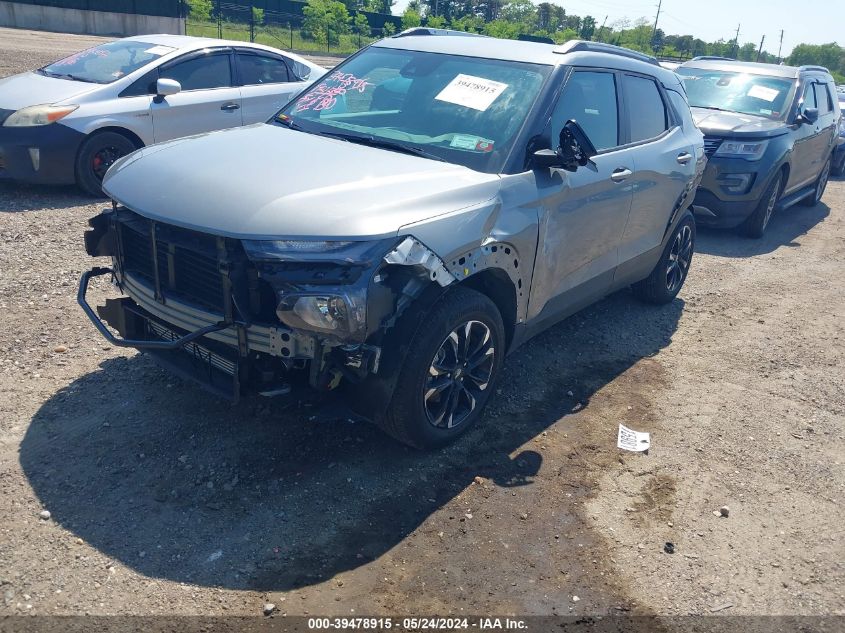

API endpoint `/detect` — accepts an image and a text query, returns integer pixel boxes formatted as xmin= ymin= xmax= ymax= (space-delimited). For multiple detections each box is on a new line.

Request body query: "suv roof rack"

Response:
xmin=554 ymin=40 xmax=659 ymax=66
xmin=689 ymin=55 xmax=735 ymax=61
xmin=798 ymin=65 xmax=830 ymax=73
xmin=393 ymin=27 xmax=486 ymax=38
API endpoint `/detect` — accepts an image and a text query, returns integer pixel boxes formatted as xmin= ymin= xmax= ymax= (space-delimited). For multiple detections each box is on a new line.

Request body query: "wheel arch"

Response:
xmin=459 ymin=268 xmax=518 ymax=349
xmin=82 ymin=126 xmax=146 ymax=152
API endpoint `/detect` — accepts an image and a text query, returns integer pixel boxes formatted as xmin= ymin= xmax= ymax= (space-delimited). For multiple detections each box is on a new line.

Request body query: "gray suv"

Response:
xmin=678 ymin=59 xmax=839 ymax=237
xmin=79 ymin=37 xmax=705 ymax=448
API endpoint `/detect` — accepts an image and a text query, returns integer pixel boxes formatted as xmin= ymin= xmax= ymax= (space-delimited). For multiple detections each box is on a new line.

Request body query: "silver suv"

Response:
xmin=79 ymin=37 xmax=705 ymax=448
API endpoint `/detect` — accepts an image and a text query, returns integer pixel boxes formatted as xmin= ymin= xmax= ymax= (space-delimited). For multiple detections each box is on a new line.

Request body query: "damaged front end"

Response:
xmin=78 ymin=206 xmax=455 ymax=403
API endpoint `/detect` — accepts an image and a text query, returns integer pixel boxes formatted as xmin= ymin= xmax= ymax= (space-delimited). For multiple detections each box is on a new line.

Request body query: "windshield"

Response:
xmin=39 ymin=40 xmax=175 ymax=84
xmin=277 ymin=47 xmax=552 ymax=173
xmin=677 ymin=67 xmax=795 ymax=120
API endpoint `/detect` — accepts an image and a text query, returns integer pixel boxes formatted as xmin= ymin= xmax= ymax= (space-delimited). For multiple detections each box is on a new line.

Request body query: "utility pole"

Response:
xmin=777 ymin=29 xmax=784 ymax=63
xmin=651 ymin=0 xmax=662 ymax=40
xmin=732 ymin=24 xmax=740 ymax=58
xmin=597 ymin=15 xmax=607 ymax=42
xmin=756 ymin=34 xmax=765 ymax=62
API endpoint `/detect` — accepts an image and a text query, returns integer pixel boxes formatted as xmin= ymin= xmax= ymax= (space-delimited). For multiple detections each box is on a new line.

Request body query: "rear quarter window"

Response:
xmin=623 ymin=74 xmax=668 ymax=143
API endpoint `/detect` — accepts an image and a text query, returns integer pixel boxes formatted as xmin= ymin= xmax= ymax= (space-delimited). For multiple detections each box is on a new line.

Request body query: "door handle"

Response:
xmin=220 ymin=103 xmax=240 ymax=111
xmin=611 ymin=168 xmax=632 ymax=182
xmin=677 ymin=152 xmax=693 ymax=164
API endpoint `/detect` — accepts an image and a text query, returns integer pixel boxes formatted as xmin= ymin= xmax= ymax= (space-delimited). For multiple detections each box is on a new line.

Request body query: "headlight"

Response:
xmin=242 ymin=238 xmax=393 ymax=264
xmin=288 ymin=295 xmax=349 ymax=332
xmin=3 ymin=104 xmax=79 ymax=127
xmin=714 ymin=139 xmax=769 ymax=161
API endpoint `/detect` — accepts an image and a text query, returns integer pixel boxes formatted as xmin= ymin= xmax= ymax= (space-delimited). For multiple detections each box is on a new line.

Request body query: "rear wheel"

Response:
xmin=75 ymin=131 xmax=137 ymax=197
xmin=633 ymin=214 xmax=695 ymax=305
xmin=739 ymin=172 xmax=782 ymax=238
xmin=800 ymin=157 xmax=830 ymax=207
xmin=379 ymin=286 xmax=505 ymax=449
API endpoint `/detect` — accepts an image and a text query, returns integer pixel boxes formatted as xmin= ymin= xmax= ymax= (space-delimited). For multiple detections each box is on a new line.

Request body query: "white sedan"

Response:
xmin=0 ymin=35 xmax=325 ymax=194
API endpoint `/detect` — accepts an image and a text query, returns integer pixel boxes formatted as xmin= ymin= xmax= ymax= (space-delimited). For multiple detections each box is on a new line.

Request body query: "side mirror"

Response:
xmin=532 ymin=119 xmax=598 ymax=172
xmin=799 ymin=107 xmax=819 ymax=125
xmin=154 ymin=78 xmax=181 ymax=103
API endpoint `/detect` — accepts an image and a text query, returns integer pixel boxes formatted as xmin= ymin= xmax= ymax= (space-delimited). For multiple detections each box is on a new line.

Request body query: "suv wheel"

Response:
xmin=379 ymin=286 xmax=505 ymax=449
xmin=800 ymin=157 xmax=830 ymax=207
xmin=740 ymin=172 xmax=782 ymax=238
xmin=75 ymin=131 xmax=137 ymax=197
xmin=633 ymin=213 xmax=695 ymax=305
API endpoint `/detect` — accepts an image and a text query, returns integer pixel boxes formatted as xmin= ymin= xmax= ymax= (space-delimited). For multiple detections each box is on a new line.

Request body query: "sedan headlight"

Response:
xmin=714 ymin=139 xmax=769 ymax=161
xmin=3 ymin=104 xmax=79 ymax=127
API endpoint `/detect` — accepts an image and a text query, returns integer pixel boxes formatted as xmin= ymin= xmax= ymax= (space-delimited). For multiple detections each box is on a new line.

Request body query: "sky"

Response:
xmin=391 ymin=0 xmax=845 ymax=57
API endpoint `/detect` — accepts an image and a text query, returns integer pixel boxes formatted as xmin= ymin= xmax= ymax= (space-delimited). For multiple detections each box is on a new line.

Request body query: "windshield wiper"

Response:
xmin=694 ymin=105 xmax=732 ymax=112
xmin=322 ymin=132 xmax=447 ymax=162
xmin=37 ymin=69 xmax=98 ymax=83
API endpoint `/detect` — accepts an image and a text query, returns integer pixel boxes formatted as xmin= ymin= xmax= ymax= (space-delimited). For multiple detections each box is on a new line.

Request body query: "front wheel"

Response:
xmin=633 ymin=214 xmax=695 ymax=305
xmin=75 ymin=131 xmax=137 ymax=197
xmin=379 ymin=286 xmax=505 ymax=449
xmin=740 ymin=172 xmax=782 ymax=238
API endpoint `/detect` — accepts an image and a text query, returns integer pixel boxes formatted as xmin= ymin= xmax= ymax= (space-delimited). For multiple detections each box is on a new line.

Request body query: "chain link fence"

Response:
xmin=186 ymin=0 xmax=398 ymax=56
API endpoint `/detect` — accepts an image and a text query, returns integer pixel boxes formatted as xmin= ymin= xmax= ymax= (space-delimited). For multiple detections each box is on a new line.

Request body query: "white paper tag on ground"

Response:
xmin=617 ymin=424 xmax=650 ymax=452
xmin=435 ymin=74 xmax=508 ymax=111
xmin=747 ymin=85 xmax=779 ymax=102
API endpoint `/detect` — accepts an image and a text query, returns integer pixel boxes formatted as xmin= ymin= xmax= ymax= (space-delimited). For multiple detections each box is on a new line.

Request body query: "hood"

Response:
xmin=103 ymin=124 xmax=501 ymax=240
xmin=691 ymin=107 xmax=789 ymax=139
xmin=0 ymin=72 xmax=100 ymax=111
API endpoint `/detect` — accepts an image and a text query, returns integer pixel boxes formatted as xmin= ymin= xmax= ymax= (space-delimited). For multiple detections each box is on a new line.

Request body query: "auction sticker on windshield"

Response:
xmin=435 ymin=74 xmax=508 ymax=111
xmin=747 ymin=84 xmax=779 ymax=102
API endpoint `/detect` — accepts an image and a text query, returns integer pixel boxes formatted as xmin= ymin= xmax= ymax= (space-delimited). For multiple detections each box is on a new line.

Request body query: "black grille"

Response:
xmin=703 ymin=136 xmax=722 ymax=158
xmin=118 ymin=218 xmax=226 ymax=311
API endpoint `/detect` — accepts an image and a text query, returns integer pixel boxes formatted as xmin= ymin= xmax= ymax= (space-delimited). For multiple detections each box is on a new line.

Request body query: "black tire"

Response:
xmin=378 ymin=286 xmax=505 ymax=449
xmin=832 ymin=152 xmax=845 ymax=178
xmin=633 ymin=213 xmax=695 ymax=305
xmin=75 ymin=131 xmax=137 ymax=197
xmin=739 ymin=172 xmax=782 ymax=238
xmin=799 ymin=157 xmax=831 ymax=206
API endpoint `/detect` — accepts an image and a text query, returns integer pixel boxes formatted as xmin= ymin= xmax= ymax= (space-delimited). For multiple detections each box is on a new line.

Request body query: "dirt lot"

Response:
xmin=0 ymin=28 xmax=843 ymax=625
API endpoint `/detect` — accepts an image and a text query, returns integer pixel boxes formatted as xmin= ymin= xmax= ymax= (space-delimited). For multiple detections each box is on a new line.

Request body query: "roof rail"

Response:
xmin=689 ymin=55 xmax=735 ymax=61
xmin=799 ymin=65 xmax=830 ymax=73
xmin=554 ymin=40 xmax=659 ymax=66
xmin=393 ymin=27 xmax=487 ymax=38
xmin=518 ymin=33 xmax=555 ymax=44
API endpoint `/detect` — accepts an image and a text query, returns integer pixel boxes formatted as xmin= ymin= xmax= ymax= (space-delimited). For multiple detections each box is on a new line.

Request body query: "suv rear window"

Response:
xmin=814 ymin=83 xmax=833 ymax=115
xmin=623 ymin=74 xmax=668 ymax=143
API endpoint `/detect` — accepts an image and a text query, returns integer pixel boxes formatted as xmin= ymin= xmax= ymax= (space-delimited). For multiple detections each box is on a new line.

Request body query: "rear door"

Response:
xmin=235 ymin=49 xmax=309 ymax=124
xmin=617 ymin=73 xmax=697 ymax=262
xmin=151 ymin=48 xmax=242 ymax=143
xmin=527 ymin=69 xmax=636 ymax=322
xmin=812 ymin=81 xmax=837 ymax=174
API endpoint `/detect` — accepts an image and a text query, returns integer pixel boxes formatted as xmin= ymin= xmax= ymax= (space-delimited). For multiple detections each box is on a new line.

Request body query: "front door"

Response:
xmin=235 ymin=50 xmax=309 ymax=125
xmin=527 ymin=69 xmax=634 ymax=322
xmin=787 ymin=81 xmax=822 ymax=192
xmin=151 ymin=49 xmax=243 ymax=143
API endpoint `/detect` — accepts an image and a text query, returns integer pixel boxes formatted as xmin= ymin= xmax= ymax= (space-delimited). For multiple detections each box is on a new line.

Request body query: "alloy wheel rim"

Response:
xmin=762 ymin=177 xmax=781 ymax=229
xmin=816 ymin=162 xmax=830 ymax=202
xmin=424 ymin=320 xmax=495 ymax=429
xmin=92 ymin=146 xmax=123 ymax=180
xmin=665 ymin=224 xmax=693 ymax=293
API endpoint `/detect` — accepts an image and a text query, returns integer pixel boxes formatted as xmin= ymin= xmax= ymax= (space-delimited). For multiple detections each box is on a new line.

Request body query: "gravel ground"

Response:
xmin=0 ymin=27 xmax=843 ymax=624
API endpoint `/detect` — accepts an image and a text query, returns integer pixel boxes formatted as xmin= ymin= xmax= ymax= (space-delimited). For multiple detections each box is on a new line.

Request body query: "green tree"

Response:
xmin=499 ymin=0 xmax=535 ymax=25
xmin=382 ymin=22 xmax=396 ymax=36
xmin=353 ymin=12 xmax=371 ymax=37
xmin=426 ymin=14 xmax=446 ymax=28
xmin=187 ymin=0 xmax=213 ymax=22
xmin=252 ymin=7 xmax=264 ymax=25
xmin=788 ymin=43 xmax=844 ymax=74
xmin=401 ymin=7 xmax=422 ymax=30
xmin=302 ymin=0 xmax=351 ymax=45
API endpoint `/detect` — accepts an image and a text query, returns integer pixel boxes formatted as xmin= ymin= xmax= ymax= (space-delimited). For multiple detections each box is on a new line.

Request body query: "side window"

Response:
xmin=667 ymin=89 xmax=694 ymax=130
xmin=552 ymin=71 xmax=619 ymax=152
xmin=287 ymin=58 xmax=313 ymax=81
xmin=119 ymin=69 xmax=158 ymax=97
xmin=802 ymin=82 xmax=817 ymax=110
xmin=814 ymin=83 xmax=832 ymax=115
xmin=160 ymin=53 xmax=232 ymax=91
xmin=237 ymin=53 xmax=291 ymax=85
xmin=623 ymin=74 xmax=668 ymax=143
